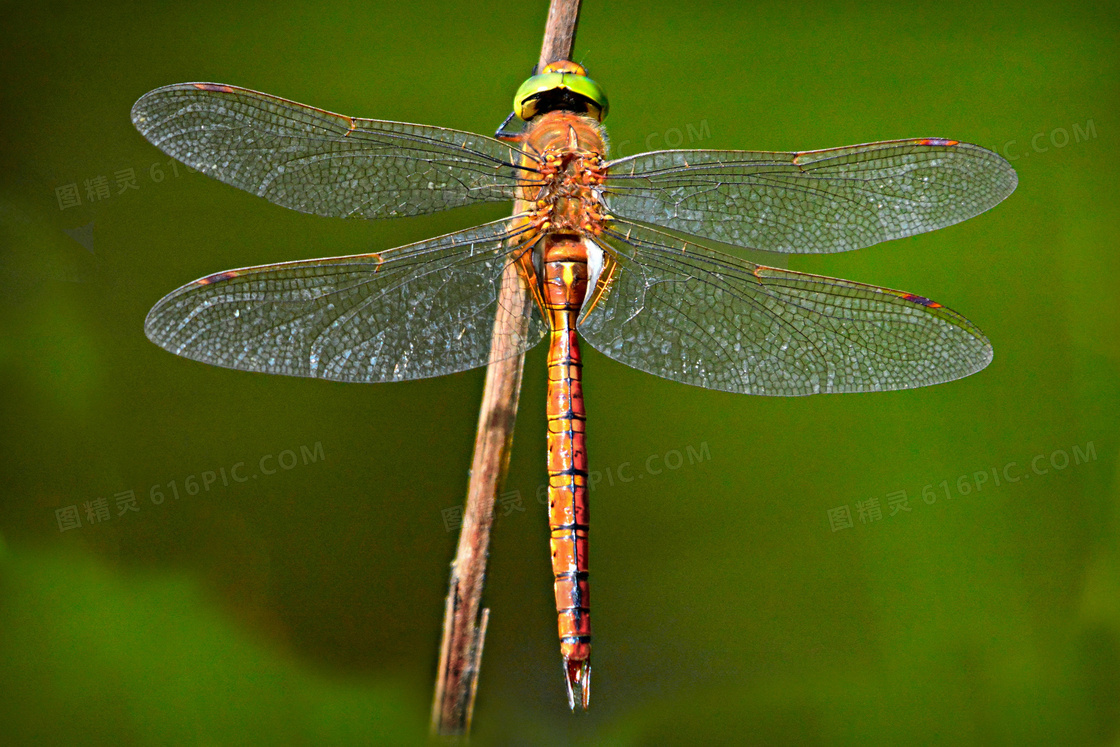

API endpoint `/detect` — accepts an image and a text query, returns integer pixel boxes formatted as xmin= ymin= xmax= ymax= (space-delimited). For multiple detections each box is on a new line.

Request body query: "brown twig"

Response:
xmin=537 ymin=0 xmax=582 ymax=71
xmin=429 ymin=0 xmax=582 ymax=737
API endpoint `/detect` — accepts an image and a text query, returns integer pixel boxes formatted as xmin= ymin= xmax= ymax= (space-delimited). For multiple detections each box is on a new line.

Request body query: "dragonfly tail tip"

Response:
xmin=564 ymin=658 xmax=591 ymax=710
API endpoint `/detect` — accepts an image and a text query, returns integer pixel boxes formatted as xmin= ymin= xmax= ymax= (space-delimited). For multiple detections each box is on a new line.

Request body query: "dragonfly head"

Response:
xmin=514 ymin=61 xmax=609 ymax=123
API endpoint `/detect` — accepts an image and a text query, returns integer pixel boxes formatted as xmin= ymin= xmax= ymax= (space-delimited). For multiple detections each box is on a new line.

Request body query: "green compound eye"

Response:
xmin=513 ymin=63 xmax=609 ymax=122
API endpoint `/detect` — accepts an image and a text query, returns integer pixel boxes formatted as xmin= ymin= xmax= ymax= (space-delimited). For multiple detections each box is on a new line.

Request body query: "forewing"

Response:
xmin=604 ymin=139 xmax=1016 ymax=253
xmin=131 ymin=83 xmax=528 ymax=219
xmin=145 ymin=219 xmax=546 ymax=382
xmin=579 ymin=221 xmax=992 ymax=395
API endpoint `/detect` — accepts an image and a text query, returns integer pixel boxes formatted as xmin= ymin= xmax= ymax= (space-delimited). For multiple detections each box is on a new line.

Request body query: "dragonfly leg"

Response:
xmin=495 ymin=110 xmax=524 ymax=141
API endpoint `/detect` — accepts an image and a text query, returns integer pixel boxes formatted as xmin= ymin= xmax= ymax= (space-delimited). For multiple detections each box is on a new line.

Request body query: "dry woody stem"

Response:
xmin=429 ymin=0 xmax=582 ymax=737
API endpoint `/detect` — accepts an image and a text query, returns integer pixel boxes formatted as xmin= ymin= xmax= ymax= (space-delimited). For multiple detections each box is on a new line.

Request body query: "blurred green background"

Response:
xmin=1 ymin=0 xmax=1117 ymax=744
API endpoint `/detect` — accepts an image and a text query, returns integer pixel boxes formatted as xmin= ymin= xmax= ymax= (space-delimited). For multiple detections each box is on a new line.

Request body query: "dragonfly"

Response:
xmin=132 ymin=61 xmax=1016 ymax=710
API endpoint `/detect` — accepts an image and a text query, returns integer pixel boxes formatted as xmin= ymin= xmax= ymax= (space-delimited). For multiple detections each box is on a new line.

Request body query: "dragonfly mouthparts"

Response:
xmin=565 ymin=658 xmax=591 ymax=710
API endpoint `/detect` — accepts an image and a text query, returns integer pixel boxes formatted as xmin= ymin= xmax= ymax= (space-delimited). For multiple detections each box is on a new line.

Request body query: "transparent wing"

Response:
xmin=579 ymin=220 xmax=992 ymax=395
xmin=145 ymin=218 xmax=546 ymax=382
xmin=604 ymin=139 xmax=1017 ymax=253
xmin=131 ymin=83 xmax=531 ymax=219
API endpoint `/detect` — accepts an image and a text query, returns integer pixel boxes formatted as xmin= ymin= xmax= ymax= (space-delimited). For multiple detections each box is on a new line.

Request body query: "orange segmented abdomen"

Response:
xmin=541 ymin=235 xmax=592 ymax=710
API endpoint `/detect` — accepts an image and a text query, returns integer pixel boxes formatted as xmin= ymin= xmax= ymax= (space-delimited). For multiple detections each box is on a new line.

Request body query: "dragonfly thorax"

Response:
xmin=521 ymin=112 xmax=609 ymax=237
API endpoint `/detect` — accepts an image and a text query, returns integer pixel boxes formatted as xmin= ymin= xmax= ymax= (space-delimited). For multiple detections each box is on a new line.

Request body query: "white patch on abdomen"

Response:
xmin=582 ymin=238 xmax=604 ymax=315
